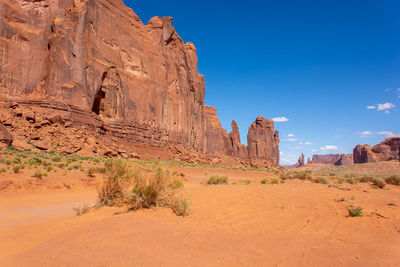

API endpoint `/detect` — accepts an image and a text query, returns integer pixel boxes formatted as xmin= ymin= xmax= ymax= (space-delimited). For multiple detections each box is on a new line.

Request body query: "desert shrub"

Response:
xmin=179 ymin=172 xmax=186 ymax=178
xmin=19 ymin=164 xmax=26 ymax=169
xmin=314 ymin=176 xmax=329 ymax=184
xmin=13 ymin=166 xmax=20 ymax=173
xmin=5 ymin=159 xmax=12 ymax=165
xmin=97 ymin=159 xmax=132 ymax=206
xmin=88 ymin=167 xmax=96 ymax=177
xmin=170 ymin=195 xmax=191 ymax=217
xmin=372 ymin=177 xmax=386 ymax=189
xmin=51 ymin=156 xmax=62 ymax=162
xmin=345 ymin=178 xmax=356 ymax=185
xmin=270 ymin=178 xmax=278 ymax=184
xmin=42 ymin=161 xmax=51 ymax=167
xmin=46 ymin=166 xmax=53 ymax=172
xmin=0 ymin=168 xmax=6 ymax=173
xmin=244 ymin=179 xmax=251 ymax=185
xmin=57 ymin=163 xmax=65 ymax=169
xmin=73 ymin=203 xmax=91 ymax=216
xmin=359 ymin=176 xmax=373 ymax=183
xmin=348 ymin=206 xmax=362 ymax=217
xmin=72 ymin=164 xmax=80 ymax=169
xmin=128 ymin=167 xmax=170 ymax=209
xmin=206 ymin=174 xmax=228 ymax=185
xmin=292 ymin=170 xmax=313 ymax=181
xmin=261 ymin=179 xmax=268 ymax=184
xmin=33 ymin=170 xmax=43 ymax=179
xmin=169 ymin=179 xmax=184 ymax=190
xmin=13 ymin=157 xmax=21 ymax=164
xmin=385 ymin=175 xmax=400 ymax=186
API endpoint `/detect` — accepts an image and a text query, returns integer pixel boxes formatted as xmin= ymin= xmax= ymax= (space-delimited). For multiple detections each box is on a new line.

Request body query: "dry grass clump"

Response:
xmin=169 ymin=179 xmax=184 ymax=190
xmin=286 ymin=170 xmax=313 ymax=181
xmin=313 ymin=176 xmax=329 ymax=184
xmin=169 ymin=195 xmax=191 ymax=217
xmin=385 ymin=175 xmax=400 ymax=186
xmin=206 ymin=174 xmax=228 ymax=185
xmin=73 ymin=203 xmax=91 ymax=216
xmin=97 ymin=160 xmax=191 ymax=216
xmin=128 ymin=167 xmax=171 ymax=210
xmin=359 ymin=176 xmax=373 ymax=183
xmin=372 ymin=177 xmax=386 ymax=189
xmin=97 ymin=159 xmax=132 ymax=206
xmin=13 ymin=166 xmax=20 ymax=173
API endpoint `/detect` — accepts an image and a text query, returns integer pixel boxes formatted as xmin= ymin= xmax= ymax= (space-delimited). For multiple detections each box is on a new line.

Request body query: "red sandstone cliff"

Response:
xmin=354 ymin=138 xmax=400 ymax=163
xmin=0 ymin=0 xmax=280 ymax=167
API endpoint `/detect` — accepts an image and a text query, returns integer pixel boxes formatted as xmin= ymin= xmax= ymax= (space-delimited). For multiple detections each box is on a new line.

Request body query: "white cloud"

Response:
xmin=360 ymin=131 xmax=373 ymax=137
xmin=320 ymin=145 xmax=338 ymax=151
xmin=366 ymin=106 xmax=376 ymax=110
xmin=377 ymin=102 xmax=395 ymax=111
xmin=299 ymin=142 xmax=303 ymax=145
xmin=280 ymin=154 xmax=300 ymax=165
xmin=288 ymin=133 xmax=295 ymax=137
xmin=384 ymin=88 xmax=392 ymax=92
xmin=272 ymin=117 xmax=289 ymax=122
xmin=385 ymin=110 xmax=391 ymax=114
xmin=377 ymin=131 xmax=396 ymax=138
xmin=284 ymin=138 xmax=298 ymax=142
xmin=304 ymin=142 xmax=313 ymax=145
xmin=312 ymin=149 xmax=318 ymax=152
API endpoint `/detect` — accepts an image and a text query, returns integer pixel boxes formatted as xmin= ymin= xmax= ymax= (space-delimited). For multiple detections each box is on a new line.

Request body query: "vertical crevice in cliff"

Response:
xmin=92 ymin=67 xmax=123 ymax=119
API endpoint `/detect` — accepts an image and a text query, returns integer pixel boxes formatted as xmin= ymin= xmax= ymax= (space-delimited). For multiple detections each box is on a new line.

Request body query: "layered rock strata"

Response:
xmin=0 ymin=0 xmax=280 ymax=167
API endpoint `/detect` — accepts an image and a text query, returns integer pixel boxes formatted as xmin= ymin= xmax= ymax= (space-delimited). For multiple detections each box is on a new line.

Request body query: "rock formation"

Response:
xmin=203 ymin=108 xmax=280 ymax=166
xmin=309 ymin=154 xmax=353 ymax=165
xmin=0 ymin=124 xmax=13 ymax=146
xmin=0 ymin=0 xmax=280 ymax=167
xmin=354 ymin=138 xmax=400 ymax=163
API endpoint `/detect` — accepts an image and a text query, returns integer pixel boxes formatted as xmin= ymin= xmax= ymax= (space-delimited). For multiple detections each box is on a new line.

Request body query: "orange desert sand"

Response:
xmin=1 ymin=165 xmax=400 ymax=267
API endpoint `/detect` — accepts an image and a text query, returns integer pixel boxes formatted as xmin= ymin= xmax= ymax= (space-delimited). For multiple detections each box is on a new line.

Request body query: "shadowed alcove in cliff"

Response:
xmin=92 ymin=67 xmax=123 ymax=119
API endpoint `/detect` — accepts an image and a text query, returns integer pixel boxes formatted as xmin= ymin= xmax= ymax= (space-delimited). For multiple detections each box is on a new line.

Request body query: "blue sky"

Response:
xmin=127 ymin=0 xmax=400 ymax=164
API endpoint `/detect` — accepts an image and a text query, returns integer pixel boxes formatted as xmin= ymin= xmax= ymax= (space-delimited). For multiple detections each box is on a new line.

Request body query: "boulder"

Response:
xmin=0 ymin=124 xmax=13 ymax=146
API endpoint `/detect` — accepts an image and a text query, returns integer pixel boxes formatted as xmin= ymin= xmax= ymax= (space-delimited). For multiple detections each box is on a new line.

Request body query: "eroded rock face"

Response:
xmin=0 ymin=0 xmax=205 ymax=150
xmin=0 ymin=0 xmax=280 ymax=166
xmin=354 ymin=138 xmax=400 ymax=163
xmin=309 ymin=154 xmax=353 ymax=165
xmin=247 ymin=117 xmax=280 ymax=166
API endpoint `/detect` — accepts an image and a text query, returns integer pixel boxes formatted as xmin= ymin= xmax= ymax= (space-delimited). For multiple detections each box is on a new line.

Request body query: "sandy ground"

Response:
xmin=1 ymin=166 xmax=400 ymax=266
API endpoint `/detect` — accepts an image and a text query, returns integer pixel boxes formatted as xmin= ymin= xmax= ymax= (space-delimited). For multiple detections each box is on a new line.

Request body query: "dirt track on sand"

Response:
xmin=1 ymin=166 xmax=400 ymax=266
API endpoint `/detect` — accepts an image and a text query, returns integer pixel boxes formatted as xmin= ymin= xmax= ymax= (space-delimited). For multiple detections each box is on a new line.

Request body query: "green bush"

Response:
xmin=206 ymin=174 xmax=228 ymax=185
xmin=170 ymin=179 xmax=184 ymax=189
xmin=348 ymin=206 xmax=362 ymax=217
xmin=270 ymin=178 xmax=278 ymax=184
xmin=261 ymin=179 xmax=267 ymax=184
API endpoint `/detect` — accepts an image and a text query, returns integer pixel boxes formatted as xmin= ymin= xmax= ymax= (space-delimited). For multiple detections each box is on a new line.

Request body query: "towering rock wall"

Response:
xmin=0 ymin=0 xmax=280 ymax=167
xmin=354 ymin=138 xmax=400 ymax=163
xmin=1 ymin=0 xmax=205 ymax=149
